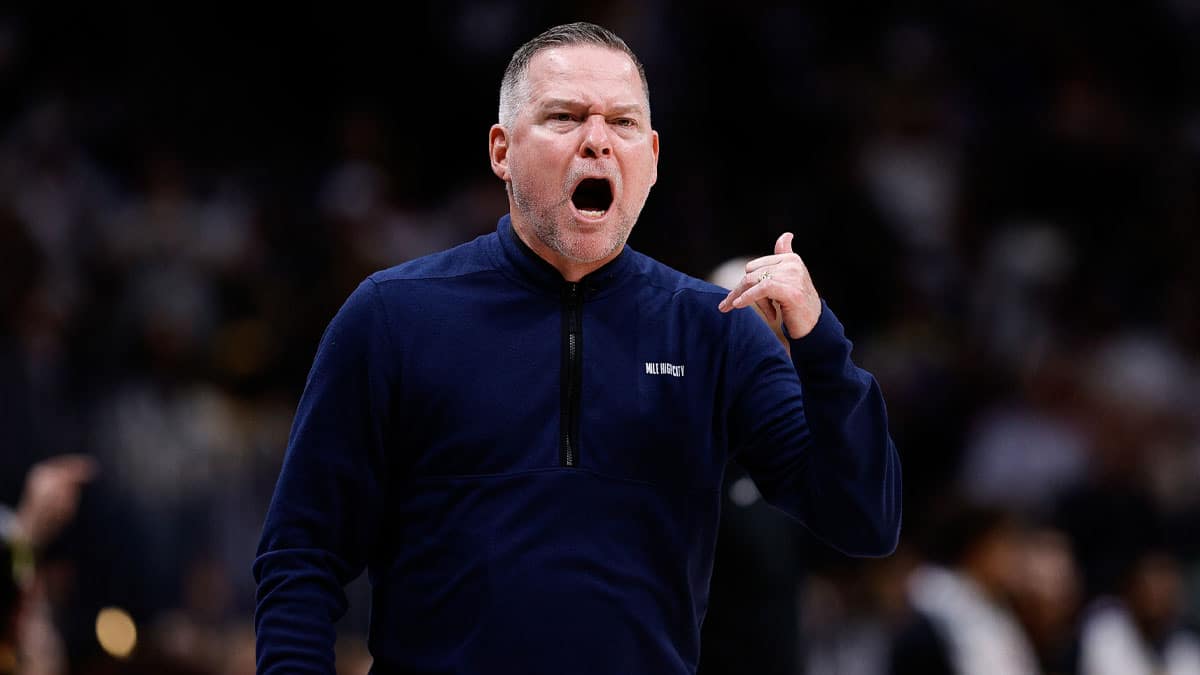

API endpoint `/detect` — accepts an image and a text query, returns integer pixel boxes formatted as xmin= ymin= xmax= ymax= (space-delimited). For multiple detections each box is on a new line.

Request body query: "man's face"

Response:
xmin=491 ymin=45 xmax=659 ymax=267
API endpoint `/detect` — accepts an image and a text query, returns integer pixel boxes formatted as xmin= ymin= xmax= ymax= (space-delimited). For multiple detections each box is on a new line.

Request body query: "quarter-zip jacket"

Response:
xmin=254 ymin=215 xmax=902 ymax=675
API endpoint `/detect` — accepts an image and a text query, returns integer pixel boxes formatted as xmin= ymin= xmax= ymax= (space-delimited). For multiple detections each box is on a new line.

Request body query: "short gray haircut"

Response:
xmin=498 ymin=22 xmax=650 ymax=129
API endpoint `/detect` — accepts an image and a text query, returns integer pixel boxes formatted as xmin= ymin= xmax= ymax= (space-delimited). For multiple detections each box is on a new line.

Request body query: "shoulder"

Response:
xmin=627 ymin=248 xmax=728 ymax=303
xmin=625 ymin=248 xmax=772 ymax=345
xmin=329 ymin=233 xmax=499 ymax=341
xmin=369 ymin=232 xmax=496 ymax=286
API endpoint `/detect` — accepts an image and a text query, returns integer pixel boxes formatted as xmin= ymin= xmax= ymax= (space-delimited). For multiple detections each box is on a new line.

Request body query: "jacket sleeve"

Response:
xmin=727 ymin=300 xmax=901 ymax=557
xmin=253 ymin=278 xmax=398 ymax=674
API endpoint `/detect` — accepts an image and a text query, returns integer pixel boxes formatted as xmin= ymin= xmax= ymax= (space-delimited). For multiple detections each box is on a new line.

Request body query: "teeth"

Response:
xmin=579 ymin=209 xmax=607 ymax=218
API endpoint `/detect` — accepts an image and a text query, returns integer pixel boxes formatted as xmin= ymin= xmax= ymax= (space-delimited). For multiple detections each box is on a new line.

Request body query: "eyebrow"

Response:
xmin=538 ymin=99 xmax=646 ymax=116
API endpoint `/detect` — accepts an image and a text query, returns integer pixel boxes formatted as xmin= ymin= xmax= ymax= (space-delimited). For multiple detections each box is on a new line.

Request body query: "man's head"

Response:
xmin=490 ymin=22 xmax=659 ymax=279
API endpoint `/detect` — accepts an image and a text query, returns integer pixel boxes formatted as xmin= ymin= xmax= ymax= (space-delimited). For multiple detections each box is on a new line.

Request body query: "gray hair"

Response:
xmin=498 ymin=22 xmax=650 ymax=129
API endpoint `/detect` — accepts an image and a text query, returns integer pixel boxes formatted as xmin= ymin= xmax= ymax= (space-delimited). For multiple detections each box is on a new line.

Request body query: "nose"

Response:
xmin=579 ymin=115 xmax=612 ymax=159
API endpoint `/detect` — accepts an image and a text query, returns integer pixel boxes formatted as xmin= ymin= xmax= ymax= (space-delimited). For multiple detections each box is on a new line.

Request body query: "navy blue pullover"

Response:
xmin=254 ymin=215 xmax=902 ymax=674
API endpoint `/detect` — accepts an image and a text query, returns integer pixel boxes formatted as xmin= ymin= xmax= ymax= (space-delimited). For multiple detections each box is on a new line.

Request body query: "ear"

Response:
xmin=649 ymin=130 xmax=660 ymax=186
xmin=489 ymin=124 xmax=510 ymax=181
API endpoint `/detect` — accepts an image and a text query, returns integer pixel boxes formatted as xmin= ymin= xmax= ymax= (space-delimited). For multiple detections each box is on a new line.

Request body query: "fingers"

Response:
xmin=744 ymin=253 xmax=791 ymax=273
xmin=717 ymin=232 xmax=797 ymax=312
xmin=720 ymin=270 xmax=780 ymax=312
xmin=775 ymin=232 xmax=794 ymax=255
xmin=753 ymin=297 xmax=777 ymax=323
xmin=742 ymin=233 xmax=796 ymax=273
xmin=20 ymin=455 xmax=98 ymax=547
xmin=23 ymin=455 xmax=98 ymax=515
xmin=728 ymin=276 xmax=778 ymax=311
xmin=39 ymin=454 xmax=98 ymax=484
xmin=718 ymin=268 xmax=767 ymax=311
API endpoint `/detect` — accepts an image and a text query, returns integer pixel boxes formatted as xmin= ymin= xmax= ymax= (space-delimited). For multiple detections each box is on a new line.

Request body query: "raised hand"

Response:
xmin=717 ymin=232 xmax=822 ymax=339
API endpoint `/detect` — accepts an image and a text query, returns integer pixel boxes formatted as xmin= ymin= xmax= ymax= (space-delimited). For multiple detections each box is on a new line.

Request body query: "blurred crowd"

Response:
xmin=2 ymin=2 xmax=1199 ymax=674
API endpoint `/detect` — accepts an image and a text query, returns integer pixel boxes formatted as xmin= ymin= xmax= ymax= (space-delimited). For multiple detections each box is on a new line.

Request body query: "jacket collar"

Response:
xmin=493 ymin=214 xmax=636 ymax=296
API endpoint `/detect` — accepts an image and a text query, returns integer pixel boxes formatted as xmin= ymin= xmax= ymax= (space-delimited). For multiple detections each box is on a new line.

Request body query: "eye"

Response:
xmin=613 ymin=118 xmax=637 ymax=128
xmin=549 ymin=112 xmax=575 ymax=122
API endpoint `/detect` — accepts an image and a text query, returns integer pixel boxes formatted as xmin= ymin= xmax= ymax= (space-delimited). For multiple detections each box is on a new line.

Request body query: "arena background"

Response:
xmin=2 ymin=2 xmax=1199 ymax=673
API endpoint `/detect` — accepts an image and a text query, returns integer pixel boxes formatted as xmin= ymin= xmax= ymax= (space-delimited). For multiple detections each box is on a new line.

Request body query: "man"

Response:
xmin=255 ymin=22 xmax=901 ymax=674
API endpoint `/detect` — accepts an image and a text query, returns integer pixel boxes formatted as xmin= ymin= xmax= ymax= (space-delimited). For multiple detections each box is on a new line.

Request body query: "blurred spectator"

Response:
xmin=5 ymin=455 xmax=96 ymax=552
xmin=968 ymin=223 xmax=1074 ymax=372
xmin=317 ymin=111 xmax=460 ymax=285
xmin=0 ymin=95 xmax=118 ymax=328
xmin=1079 ymin=552 xmax=1200 ymax=675
xmin=802 ymin=554 xmax=912 ymax=675
xmin=1009 ymin=529 xmax=1083 ymax=675
xmin=0 ymin=207 xmax=51 ymax=506
xmin=1056 ymin=333 xmax=1200 ymax=600
xmin=0 ymin=455 xmax=96 ymax=675
xmin=890 ymin=502 xmax=1038 ymax=675
xmin=958 ymin=352 xmax=1089 ymax=516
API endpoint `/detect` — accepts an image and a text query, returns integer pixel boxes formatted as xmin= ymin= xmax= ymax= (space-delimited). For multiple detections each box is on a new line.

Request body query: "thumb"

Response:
xmin=774 ymin=232 xmax=794 ymax=255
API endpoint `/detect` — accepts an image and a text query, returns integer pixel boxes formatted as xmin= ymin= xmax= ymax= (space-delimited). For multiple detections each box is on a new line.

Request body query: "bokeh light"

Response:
xmin=94 ymin=607 xmax=137 ymax=660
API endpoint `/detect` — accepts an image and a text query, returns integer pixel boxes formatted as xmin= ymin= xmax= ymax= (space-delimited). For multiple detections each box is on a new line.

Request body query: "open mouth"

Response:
xmin=571 ymin=178 xmax=614 ymax=219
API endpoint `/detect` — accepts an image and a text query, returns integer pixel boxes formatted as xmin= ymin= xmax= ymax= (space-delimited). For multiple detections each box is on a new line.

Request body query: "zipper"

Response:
xmin=560 ymin=282 xmax=583 ymax=466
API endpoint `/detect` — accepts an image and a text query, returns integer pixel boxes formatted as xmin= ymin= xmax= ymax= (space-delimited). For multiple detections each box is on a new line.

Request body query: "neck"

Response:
xmin=509 ymin=216 xmax=622 ymax=283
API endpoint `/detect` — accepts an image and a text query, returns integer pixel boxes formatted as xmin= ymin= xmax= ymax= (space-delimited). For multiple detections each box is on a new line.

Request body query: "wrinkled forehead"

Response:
xmin=523 ymin=45 xmax=649 ymax=112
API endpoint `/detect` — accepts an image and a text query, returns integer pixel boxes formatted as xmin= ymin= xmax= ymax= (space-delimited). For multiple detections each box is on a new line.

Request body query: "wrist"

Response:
xmin=783 ymin=298 xmax=823 ymax=339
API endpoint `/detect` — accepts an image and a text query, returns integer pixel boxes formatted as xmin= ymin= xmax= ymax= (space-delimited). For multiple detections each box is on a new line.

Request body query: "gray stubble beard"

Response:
xmin=508 ymin=174 xmax=641 ymax=265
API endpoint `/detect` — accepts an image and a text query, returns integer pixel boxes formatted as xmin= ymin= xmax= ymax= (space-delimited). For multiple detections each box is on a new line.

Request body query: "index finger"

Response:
xmin=719 ymin=264 xmax=778 ymax=311
xmin=744 ymin=253 xmax=792 ymax=273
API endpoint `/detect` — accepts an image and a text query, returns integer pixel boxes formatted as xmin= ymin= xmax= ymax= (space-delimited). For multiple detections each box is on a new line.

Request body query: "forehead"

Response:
xmin=524 ymin=45 xmax=646 ymax=108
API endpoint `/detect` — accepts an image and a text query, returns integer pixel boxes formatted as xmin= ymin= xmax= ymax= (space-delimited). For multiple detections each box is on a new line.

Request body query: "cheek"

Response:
xmin=510 ymin=159 xmax=546 ymax=195
xmin=627 ymin=148 xmax=658 ymax=187
xmin=513 ymin=147 xmax=567 ymax=187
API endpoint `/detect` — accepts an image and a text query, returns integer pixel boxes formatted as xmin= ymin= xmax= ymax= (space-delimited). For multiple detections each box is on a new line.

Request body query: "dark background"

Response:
xmin=2 ymin=2 xmax=1199 ymax=673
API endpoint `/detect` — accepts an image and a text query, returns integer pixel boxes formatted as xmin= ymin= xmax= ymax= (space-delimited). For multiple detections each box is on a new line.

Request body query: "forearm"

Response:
xmin=785 ymin=302 xmax=902 ymax=555
xmin=254 ymin=277 xmax=396 ymax=672
xmin=253 ymin=548 xmax=351 ymax=675
xmin=732 ymin=302 xmax=902 ymax=557
xmin=253 ymin=426 xmax=383 ymax=674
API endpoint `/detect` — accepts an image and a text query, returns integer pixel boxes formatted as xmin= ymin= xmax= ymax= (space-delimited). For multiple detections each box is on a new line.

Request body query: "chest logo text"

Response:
xmin=645 ymin=362 xmax=686 ymax=377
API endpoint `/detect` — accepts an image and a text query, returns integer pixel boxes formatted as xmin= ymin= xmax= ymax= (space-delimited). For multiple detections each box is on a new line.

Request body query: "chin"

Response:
xmin=557 ymin=229 xmax=624 ymax=264
xmin=523 ymin=204 xmax=633 ymax=265
xmin=560 ymin=242 xmax=616 ymax=264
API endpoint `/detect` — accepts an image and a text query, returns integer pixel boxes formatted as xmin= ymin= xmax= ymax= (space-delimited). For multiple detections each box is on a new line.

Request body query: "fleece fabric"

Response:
xmin=254 ymin=214 xmax=902 ymax=674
